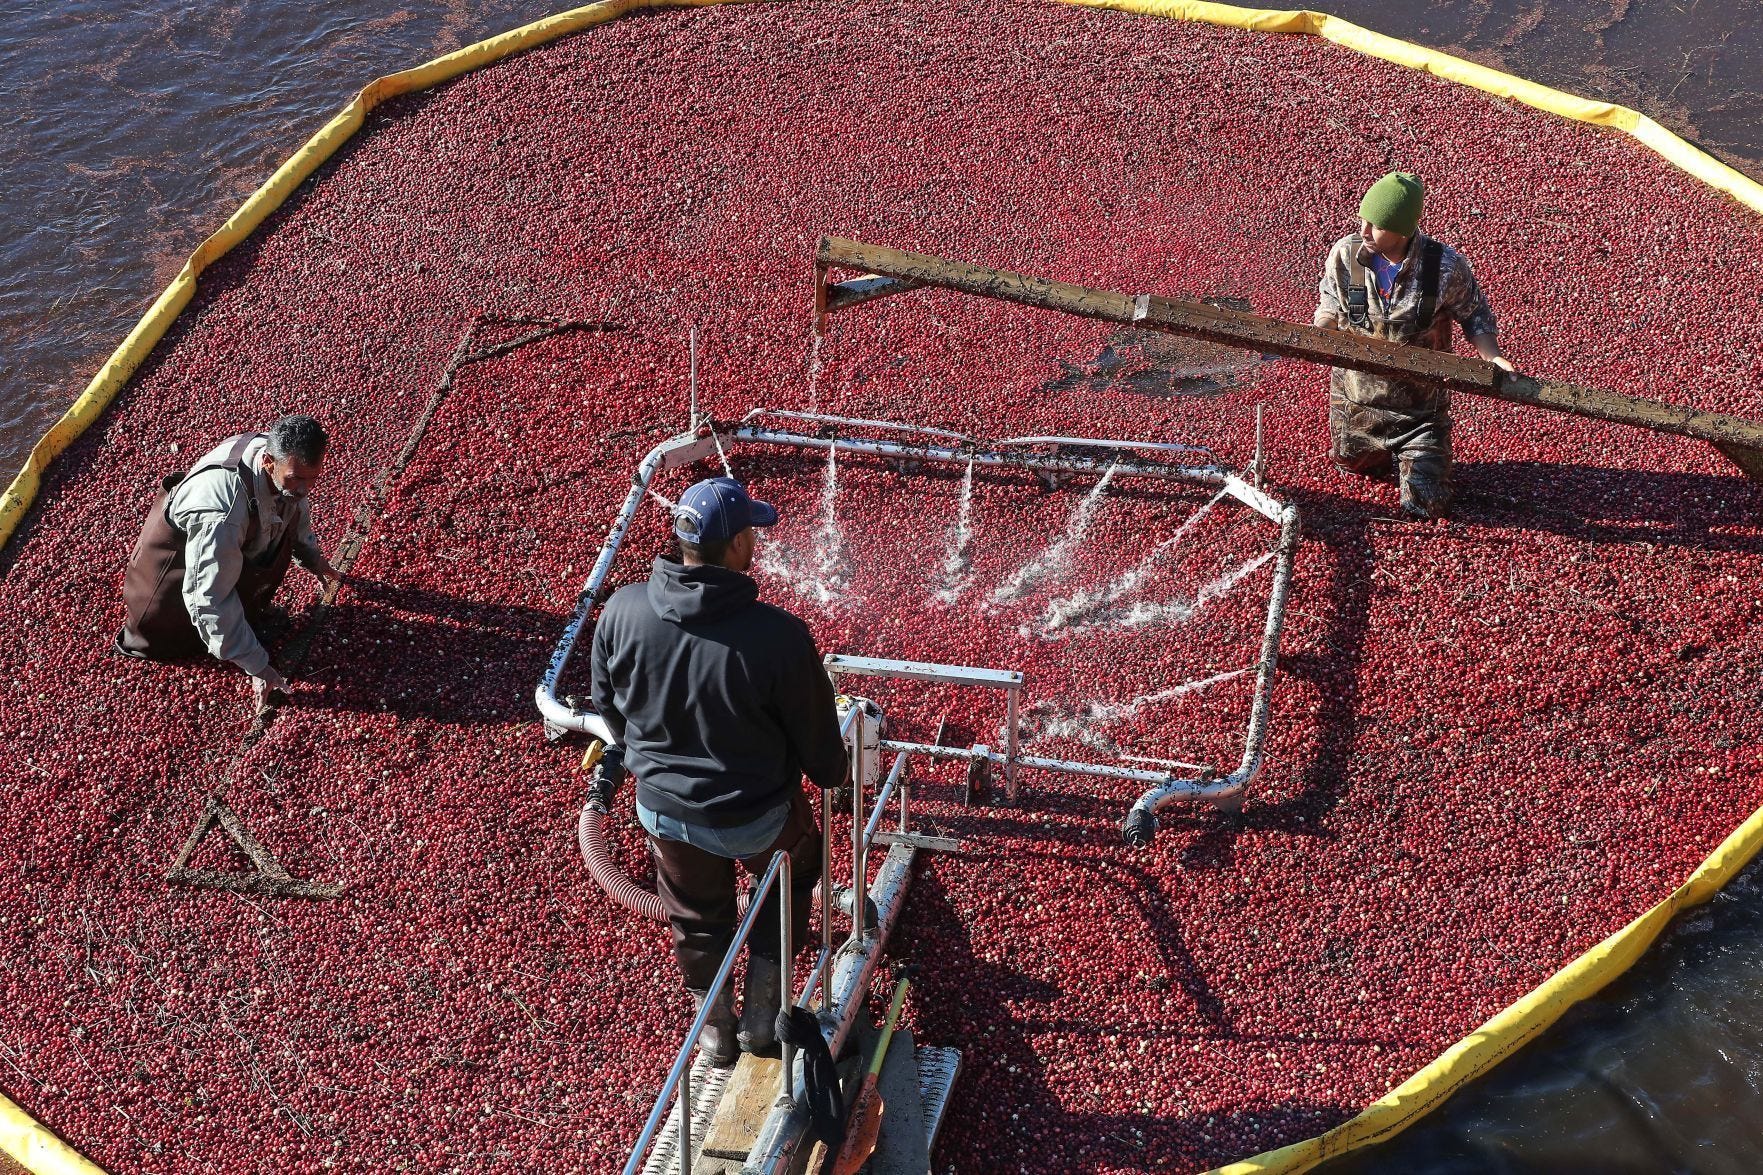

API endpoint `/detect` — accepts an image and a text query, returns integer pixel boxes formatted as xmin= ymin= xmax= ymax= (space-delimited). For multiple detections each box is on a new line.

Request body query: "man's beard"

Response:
xmin=269 ymin=470 xmax=309 ymax=501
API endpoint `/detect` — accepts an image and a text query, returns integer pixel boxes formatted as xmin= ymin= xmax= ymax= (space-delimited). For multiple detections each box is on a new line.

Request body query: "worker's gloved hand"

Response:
xmin=252 ymin=667 xmax=290 ymax=712
xmin=587 ymin=745 xmax=626 ymax=811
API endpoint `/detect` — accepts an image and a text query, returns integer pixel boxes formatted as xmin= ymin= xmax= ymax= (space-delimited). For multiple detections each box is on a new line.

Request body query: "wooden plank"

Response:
xmin=698 ymin=1053 xmax=785 ymax=1164
xmin=815 ymin=236 xmax=1763 ymax=481
xmin=1139 ymin=292 xmax=1499 ymax=389
xmin=1714 ymin=440 xmax=1763 ymax=481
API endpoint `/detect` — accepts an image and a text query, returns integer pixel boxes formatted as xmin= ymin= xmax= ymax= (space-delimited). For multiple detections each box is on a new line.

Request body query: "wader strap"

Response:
xmin=1414 ymin=239 xmax=1444 ymax=334
xmin=1342 ymin=239 xmax=1372 ymax=330
xmin=162 ymin=432 xmax=267 ymax=535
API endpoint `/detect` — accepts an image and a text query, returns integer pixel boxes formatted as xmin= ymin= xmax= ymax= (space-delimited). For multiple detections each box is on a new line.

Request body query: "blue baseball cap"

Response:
xmin=673 ymin=477 xmax=779 ymax=544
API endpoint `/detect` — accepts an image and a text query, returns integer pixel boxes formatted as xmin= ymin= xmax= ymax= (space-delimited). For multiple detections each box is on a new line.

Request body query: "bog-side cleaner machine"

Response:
xmin=534 ymin=239 xmax=1763 ymax=1172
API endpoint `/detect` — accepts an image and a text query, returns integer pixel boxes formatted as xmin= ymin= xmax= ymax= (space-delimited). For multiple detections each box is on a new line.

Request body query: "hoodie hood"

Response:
xmin=646 ymin=556 xmax=759 ymax=625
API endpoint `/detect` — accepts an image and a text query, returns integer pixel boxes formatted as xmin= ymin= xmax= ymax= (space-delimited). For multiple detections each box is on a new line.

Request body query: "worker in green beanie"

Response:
xmin=1314 ymin=171 xmax=1515 ymax=519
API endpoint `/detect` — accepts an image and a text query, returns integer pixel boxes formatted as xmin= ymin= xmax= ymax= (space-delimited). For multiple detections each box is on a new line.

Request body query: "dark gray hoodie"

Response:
xmin=590 ymin=557 xmax=847 ymax=828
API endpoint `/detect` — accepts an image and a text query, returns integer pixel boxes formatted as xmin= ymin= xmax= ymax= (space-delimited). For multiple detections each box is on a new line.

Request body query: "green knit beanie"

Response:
xmin=1359 ymin=172 xmax=1425 ymax=237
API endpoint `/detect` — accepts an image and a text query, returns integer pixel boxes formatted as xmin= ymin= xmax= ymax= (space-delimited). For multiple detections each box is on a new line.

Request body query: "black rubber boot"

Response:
xmin=689 ymin=987 xmax=739 ymax=1067
xmin=738 ymin=956 xmax=781 ymax=1055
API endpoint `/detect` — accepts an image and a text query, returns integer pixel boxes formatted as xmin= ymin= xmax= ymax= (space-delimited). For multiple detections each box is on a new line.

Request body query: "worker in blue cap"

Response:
xmin=589 ymin=477 xmax=846 ymax=1065
xmin=1315 ymin=172 xmax=1515 ymax=518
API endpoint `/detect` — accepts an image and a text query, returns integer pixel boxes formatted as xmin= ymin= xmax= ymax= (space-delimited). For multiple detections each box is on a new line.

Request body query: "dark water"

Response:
xmin=2 ymin=2 xmax=1761 ymax=1170
xmin=0 ymin=1 xmax=555 ymax=472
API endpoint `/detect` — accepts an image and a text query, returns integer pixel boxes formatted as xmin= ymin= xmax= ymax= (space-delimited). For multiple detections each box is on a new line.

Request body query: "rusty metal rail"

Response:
xmin=813 ymin=236 xmax=1763 ymax=482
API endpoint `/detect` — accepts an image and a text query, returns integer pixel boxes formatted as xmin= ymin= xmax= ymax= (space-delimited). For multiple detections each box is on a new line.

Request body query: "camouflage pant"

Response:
xmin=1328 ymin=393 xmax=1454 ymax=518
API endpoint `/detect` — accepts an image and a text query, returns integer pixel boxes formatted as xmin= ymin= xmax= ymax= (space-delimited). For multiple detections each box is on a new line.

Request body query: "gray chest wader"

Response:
xmin=1328 ymin=239 xmax=1456 ymax=517
xmin=117 ymin=433 xmax=294 ymax=661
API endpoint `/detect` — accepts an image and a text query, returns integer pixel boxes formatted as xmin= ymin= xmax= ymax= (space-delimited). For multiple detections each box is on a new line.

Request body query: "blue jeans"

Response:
xmin=638 ymin=798 xmax=791 ymax=859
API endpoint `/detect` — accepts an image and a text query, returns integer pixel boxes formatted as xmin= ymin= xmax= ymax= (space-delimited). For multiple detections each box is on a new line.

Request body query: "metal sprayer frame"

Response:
xmin=535 ymin=411 xmax=1299 ymax=843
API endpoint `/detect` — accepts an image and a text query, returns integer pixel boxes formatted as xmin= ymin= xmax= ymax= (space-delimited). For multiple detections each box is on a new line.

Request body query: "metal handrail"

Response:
xmin=862 ymin=754 xmax=909 ymax=853
xmin=739 ymin=407 xmax=975 ymax=444
xmin=622 ymin=849 xmax=792 ymax=1175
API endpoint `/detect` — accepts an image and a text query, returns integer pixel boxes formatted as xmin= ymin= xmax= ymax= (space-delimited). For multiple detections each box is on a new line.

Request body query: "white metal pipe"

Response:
xmin=850 ymin=706 xmax=867 ymax=946
xmin=778 ymin=853 xmax=793 ymax=1104
xmin=796 ymin=946 xmax=831 ymax=1010
xmin=862 ymin=754 xmax=909 ymax=849
xmin=1004 ymin=685 xmax=1020 ymax=803
xmin=879 ymin=738 xmax=1181 ymax=786
xmin=732 ymin=427 xmax=1228 ymax=484
xmin=688 ymin=324 xmax=699 ymax=429
xmin=1123 ymin=501 xmax=1301 ymax=842
xmin=740 ymin=408 xmax=974 ymax=444
xmin=993 ymin=433 xmax=1217 ymax=461
xmin=678 ymin=1060 xmax=691 ymax=1175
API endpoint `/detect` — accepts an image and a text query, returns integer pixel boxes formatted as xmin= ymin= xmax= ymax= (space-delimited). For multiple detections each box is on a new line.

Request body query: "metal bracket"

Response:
xmin=825 ymin=655 xmax=1023 ymax=803
xmin=814 ymin=265 xmax=925 ymax=332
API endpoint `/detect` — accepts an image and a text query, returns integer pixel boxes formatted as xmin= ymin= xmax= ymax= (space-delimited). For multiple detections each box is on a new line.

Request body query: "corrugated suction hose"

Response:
xmin=578 ymin=796 xmax=668 ymax=922
xmin=576 ymin=741 xmax=754 ymax=923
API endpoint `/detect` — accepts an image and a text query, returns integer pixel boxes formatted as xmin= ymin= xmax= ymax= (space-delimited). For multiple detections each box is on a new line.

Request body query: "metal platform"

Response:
xmin=640 ymin=1045 xmax=961 ymax=1175
xmin=639 ymin=1056 xmax=738 ymax=1175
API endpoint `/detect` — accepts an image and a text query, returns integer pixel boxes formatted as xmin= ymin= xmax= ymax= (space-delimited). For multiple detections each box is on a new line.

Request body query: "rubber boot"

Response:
xmin=737 ymin=955 xmax=782 ymax=1055
xmin=1398 ymin=454 xmax=1453 ymax=520
xmin=689 ymin=987 xmax=739 ymax=1067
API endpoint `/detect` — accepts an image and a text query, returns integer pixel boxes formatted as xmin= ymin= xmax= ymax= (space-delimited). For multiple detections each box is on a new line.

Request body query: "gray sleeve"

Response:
xmin=1444 ymin=250 xmax=1498 ymax=340
xmin=1316 ymin=240 xmax=1349 ymax=322
xmin=179 ymin=507 xmax=272 ymax=678
xmin=291 ymin=499 xmax=324 ymax=570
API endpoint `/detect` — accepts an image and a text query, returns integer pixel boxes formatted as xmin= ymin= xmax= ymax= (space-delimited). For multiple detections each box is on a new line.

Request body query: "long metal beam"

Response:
xmin=814 ymin=235 xmax=1763 ymax=482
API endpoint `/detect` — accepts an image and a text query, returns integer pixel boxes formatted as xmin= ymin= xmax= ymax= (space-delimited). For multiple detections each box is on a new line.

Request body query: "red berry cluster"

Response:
xmin=0 ymin=0 xmax=1759 ymax=1170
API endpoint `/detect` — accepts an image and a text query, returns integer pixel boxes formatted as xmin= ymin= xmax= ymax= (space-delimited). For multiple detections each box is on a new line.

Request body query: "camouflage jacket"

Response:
xmin=1315 ymin=232 xmax=1497 ymax=413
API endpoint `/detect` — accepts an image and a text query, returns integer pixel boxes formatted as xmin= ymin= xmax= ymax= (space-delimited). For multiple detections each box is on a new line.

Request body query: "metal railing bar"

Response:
xmin=778 ymin=854 xmax=793 ymax=1106
xmin=849 ymin=707 xmax=866 ymax=948
xmin=738 ymin=408 xmax=975 ymax=444
xmin=733 ymin=426 xmax=1228 ymax=485
xmin=862 ymin=754 xmax=909 ymax=851
xmin=796 ymin=946 xmax=832 ymax=1010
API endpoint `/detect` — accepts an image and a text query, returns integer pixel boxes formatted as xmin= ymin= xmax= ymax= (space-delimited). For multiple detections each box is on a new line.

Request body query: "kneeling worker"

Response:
xmin=590 ymin=477 xmax=846 ymax=1065
xmin=1315 ymin=171 xmax=1515 ymax=518
xmin=118 ymin=415 xmax=340 ymax=708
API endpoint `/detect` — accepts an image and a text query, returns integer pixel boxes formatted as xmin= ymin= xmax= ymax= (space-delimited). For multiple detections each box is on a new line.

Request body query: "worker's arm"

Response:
xmin=588 ymin=615 xmax=629 ymax=746
xmin=290 ymin=498 xmax=342 ymax=586
xmin=178 ymin=506 xmax=275 ymax=681
xmin=1469 ymin=332 xmax=1515 ymax=372
xmin=1446 ymin=251 xmax=1516 ymax=372
xmin=778 ymin=622 xmax=848 ymax=793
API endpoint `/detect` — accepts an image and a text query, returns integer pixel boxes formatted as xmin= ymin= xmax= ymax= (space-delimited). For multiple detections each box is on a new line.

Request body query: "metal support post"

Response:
xmin=779 ymin=854 xmax=793 ymax=1102
xmin=678 ymin=1063 xmax=692 ymax=1175
xmin=1253 ymin=402 xmax=1265 ymax=487
xmin=1004 ymin=684 xmax=1020 ymax=804
xmin=898 ymin=760 xmax=910 ymax=833
xmin=850 ymin=706 xmax=867 ymax=944
xmin=819 ymin=782 xmax=832 ymax=992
